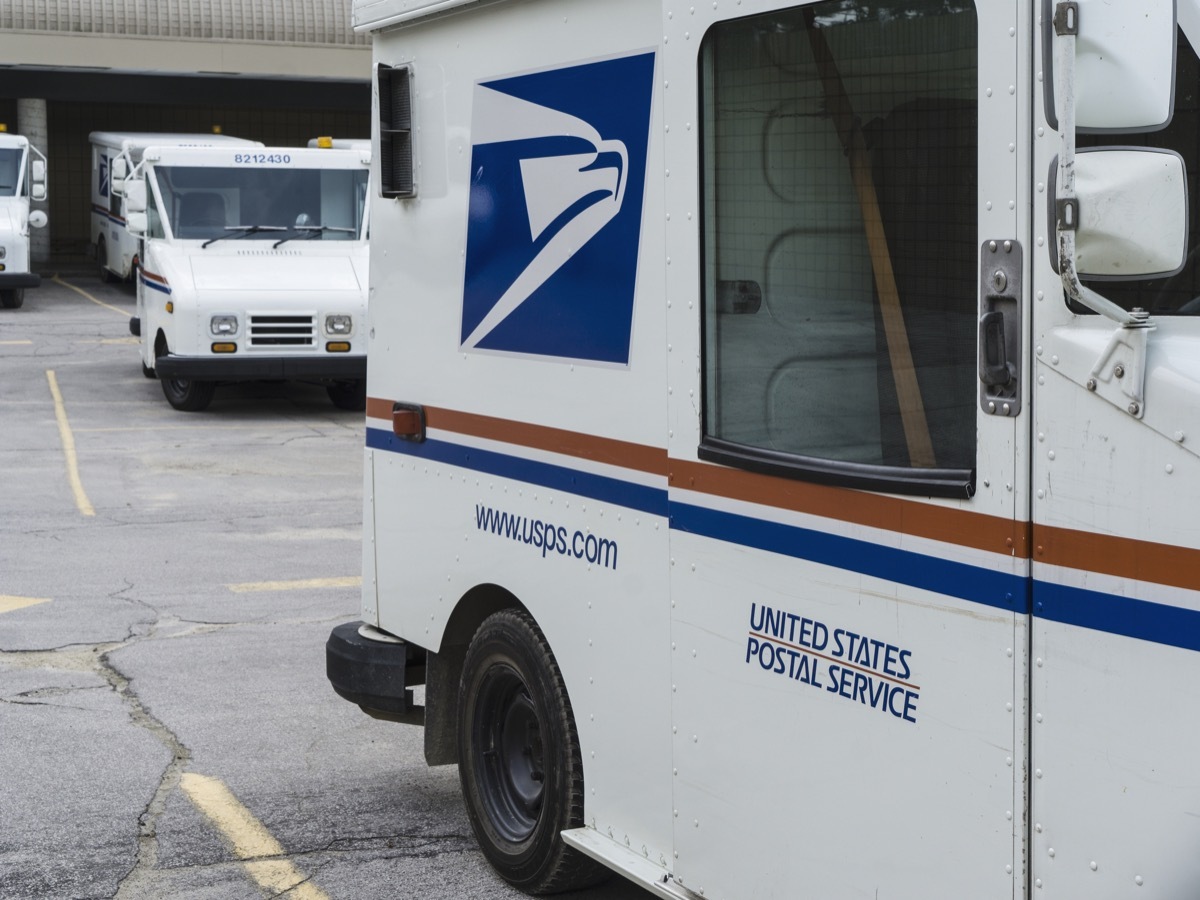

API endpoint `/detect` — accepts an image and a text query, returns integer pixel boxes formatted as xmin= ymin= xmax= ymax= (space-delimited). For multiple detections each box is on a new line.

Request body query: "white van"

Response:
xmin=0 ymin=127 xmax=47 ymax=309
xmin=90 ymin=132 xmax=261 ymax=284
xmin=118 ymin=142 xmax=371 ymax=411
xmin=328 ymin=1 xmax=1200 ymax=897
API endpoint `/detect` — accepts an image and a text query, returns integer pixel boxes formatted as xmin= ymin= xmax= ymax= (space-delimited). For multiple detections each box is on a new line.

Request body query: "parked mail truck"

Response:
xmin=118 ymin=141 xmax=371 ymax=411
xmin=328 ymin=0 xmax=1200 ymax=897
xmin=0 ymin=127 xmax=47 ymax=309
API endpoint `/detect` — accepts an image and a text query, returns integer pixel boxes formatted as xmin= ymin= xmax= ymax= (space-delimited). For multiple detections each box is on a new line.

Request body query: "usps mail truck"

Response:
xmin=328 ymin=0 xmax=1200 ymax=897
xmin=118 ymin=141 xmax=371 ymax=411
xmin=0 ymin=127 xmax=47 ymax=309
xmin=90 ymin=132 xmax=262 ymax=284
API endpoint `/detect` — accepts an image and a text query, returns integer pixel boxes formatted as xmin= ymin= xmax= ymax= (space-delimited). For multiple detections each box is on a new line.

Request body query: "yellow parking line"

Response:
xmin=0 ymin=596 xmax=51 ymax=614
xmin=47 ymin=370 xmax=95 ymax=517
xmin=51 ymin=275 xmax=132 ymax=317
xmin=226 ymin=576 xmax=361 ymax=593
xmin=0 ymin=339 xmax=33 ymax=345
xmin=180 ymin=773 xmax=329 ymax=900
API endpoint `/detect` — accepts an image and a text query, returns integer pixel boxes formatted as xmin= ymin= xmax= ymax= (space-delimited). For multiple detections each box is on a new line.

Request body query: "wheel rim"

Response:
xmin=473 ymin=664 xmax=545 ymax=843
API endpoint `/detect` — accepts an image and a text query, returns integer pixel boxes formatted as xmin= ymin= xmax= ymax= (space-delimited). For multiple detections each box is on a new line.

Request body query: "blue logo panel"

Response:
xmin=461 ymin=52 xmax=656 ymax=364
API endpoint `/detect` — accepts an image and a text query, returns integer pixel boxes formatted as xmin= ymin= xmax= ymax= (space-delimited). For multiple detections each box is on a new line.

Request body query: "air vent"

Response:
xmin=378 ymin=63 xmax=415 ymax=198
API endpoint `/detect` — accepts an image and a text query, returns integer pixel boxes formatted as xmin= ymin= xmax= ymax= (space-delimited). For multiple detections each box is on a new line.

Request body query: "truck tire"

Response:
xmin=0 ymin=289 xmax=23 ymax=309
xmin=326 ymin=379 xmax=366 ymax=411
xmin=457 ymin=609 xmax=608 ymax=895
xmin=161 ymin=377 xmax=216 ymax=412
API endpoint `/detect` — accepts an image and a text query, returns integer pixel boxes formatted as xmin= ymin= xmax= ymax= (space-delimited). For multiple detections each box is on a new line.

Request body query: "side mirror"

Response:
xmin=31 ymin=159 xmax=46 ymax=183
xmin=1050 ymin=148 xmax=1188 ymax=279
xmin=124 ymin=179 xmax=147 ymax=214
xmin=1044 ymin=0 xmax=1176 ymax=133
xmin=30 ymin=183 xmax=46 ymax=202
xmin=125 ymin=212 xmax=148 ymax=236
xmin=28 ymin=210 xmax=47 ymax=229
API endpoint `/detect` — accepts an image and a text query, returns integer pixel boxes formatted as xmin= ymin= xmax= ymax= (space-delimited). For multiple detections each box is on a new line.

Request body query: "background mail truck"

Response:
xmin=119 ymin=141 xmax=371 ymax=411
xmin=0 ymin=127 xmax=47 ymax=309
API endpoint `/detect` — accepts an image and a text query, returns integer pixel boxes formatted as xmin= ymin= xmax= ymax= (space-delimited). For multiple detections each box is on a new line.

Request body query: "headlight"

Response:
xmin=0 ymin=247 xmax=7 ymax=259
xmin=325 ymin=314 xmax=353 ymax=335
xmin=210 ymin=315 xmax=238 ymax=336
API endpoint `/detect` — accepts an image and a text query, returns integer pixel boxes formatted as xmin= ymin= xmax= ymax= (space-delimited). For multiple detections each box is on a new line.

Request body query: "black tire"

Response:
xmin=0 ymin=289 xmax=23 ymax=309
xmin=326 ymin=379 xmax=366 ymax=411
xmin=458 ymin=610 xmax=608 ymax=894
xmin=97 ymin=236 xmax=116 ymax=283
xmin=141 ymin=361 xmax=156 ymax=379
xmin=161 ymin=377 xmax=216 ymax=412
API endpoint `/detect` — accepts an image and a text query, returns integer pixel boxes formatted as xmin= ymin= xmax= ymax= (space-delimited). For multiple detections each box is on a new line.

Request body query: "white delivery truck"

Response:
xmin=90 ymin=131 xmax=262 ymax=284
xmin=328 ymin=0 xmax=1200 ymax=897
xmin=116 ymin=141 xmax=371 ymax=411
xmin=0 ymin=127 xmax=47 ymax=309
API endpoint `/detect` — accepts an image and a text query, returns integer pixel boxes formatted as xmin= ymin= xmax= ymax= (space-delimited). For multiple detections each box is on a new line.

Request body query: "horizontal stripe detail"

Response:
xmin=1035 ymin=524 xmax=1200 ymax=595
xmin=673 ymin=502 xmax=1028 ymax=614
xmin=1035 ymin=581 xmax=1200 ymax=653
xmin=672 ymin=457 xmax=1026 ymax=560
xmin=139 ymin=270 xmax=171 ymax=295
xmin=366 ymin=427 xmax=667 ymax=515
xmin=366 ymin=400 xmax=668 ymax=476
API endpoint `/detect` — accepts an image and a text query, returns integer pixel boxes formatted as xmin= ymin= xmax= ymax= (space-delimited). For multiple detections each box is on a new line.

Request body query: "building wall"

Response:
xmin=0 ymin=0 xmax=367 ymax=47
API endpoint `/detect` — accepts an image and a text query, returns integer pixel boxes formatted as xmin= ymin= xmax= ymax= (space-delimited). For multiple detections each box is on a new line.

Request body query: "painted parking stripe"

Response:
xmin=180 ymin=773 xmax=329 ymax=900
xmin=226 ymin=576 xmax=361 ymax=593
xmin=0 ymin=596 xmax=51 ymax=614
xmin=47 ymin=369 xmax=95 ymax=517
xmin=51 ymin=275 xmax=132 ymax=317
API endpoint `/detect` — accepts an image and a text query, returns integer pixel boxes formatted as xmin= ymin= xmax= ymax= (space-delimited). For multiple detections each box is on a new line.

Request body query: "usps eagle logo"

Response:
xmin=460 ymin=52 xmax=656 ymax=365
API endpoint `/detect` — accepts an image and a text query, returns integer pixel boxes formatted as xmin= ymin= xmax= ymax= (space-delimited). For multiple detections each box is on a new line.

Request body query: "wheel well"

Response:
xmin=423 ymin=583 xmax=524 ymax=766
xmin=154 ymin=330 xmax=168 ymax=359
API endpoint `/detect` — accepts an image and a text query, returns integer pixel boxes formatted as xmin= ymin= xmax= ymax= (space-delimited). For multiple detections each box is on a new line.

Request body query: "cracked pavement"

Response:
xmin=0 ymin=276 xmax=645 ymax=899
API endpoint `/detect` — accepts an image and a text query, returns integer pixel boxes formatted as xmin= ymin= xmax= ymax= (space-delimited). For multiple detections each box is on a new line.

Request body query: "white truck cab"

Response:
xmin=90 ymin=131 xmax=262 ymax=284
xmin=329 ymin=0 xmax=1200 ymax=898
xmin=0 ymin=127 xmax=47 ymax=310
xmin=120 ymin=142 xmax=371 ymax=411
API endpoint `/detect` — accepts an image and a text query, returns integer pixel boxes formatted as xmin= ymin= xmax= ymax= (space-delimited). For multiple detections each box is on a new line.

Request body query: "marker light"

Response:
xmin=210 ymin=315 xmax=238 ymax=336
xmin=326 ymin=341 xmax=351 ymax=353
xmin=316 ymin=136 xmax=333 ymax=149
xmin=165 ymin=301 xmax=174 ymax=314
xmin=325 ymin=314 xmax=352 ymax=335
xmin=211 ymin=343 xmax=237 ymax=353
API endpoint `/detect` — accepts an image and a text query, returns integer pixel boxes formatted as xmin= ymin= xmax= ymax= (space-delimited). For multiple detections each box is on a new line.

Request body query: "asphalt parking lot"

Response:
xmin=0 ymin=275 xmax=645 ymax=900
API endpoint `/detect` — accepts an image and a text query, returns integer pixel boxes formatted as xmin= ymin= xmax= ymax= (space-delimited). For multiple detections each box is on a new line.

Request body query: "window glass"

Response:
xmin=701 ymin=0 xmax=978 ymax=486
xmin=0 ymin=148 xmax=22 ymax=198
xmin=151 ymin=166 xmax=368 ymax=241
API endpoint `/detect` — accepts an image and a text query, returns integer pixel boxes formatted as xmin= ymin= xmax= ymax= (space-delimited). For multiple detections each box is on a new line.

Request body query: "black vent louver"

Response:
xmin=378 ymin=64 xmax=415 ymax=198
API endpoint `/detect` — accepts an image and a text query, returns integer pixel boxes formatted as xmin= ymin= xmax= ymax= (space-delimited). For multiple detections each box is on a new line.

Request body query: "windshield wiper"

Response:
xmin=201 ymin=225 xmax=287 ymax=249
xmin=272 ymin=224 xmax=356 ymax=248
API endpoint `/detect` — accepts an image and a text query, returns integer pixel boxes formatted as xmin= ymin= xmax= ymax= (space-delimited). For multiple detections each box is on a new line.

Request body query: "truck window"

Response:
xmin=699 ymin=0 xmax=978 ymax=492
xmin=1075 ymin=26 xmax=1200 ymax=315
xmin=153 ymin=167 xmax=369 ymax=241
xmin=0 ymin=148 xmax=21 ymax=197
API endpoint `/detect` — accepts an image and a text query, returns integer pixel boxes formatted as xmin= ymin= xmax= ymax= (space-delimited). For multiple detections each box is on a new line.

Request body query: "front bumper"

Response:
xmin=0 ymin=272 xmax=40 ymax=289
xmin=155 ymin=353 xmax=365 ymax=382
xmin=326 ymin=621 xmax=427 ymax=725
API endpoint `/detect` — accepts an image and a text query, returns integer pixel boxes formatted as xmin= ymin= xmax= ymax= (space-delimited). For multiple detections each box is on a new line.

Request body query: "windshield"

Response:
xmin=151 ymin=165 xmax=368 ymax=242
xmin=0 ymin=148 xmax=24 ymax=197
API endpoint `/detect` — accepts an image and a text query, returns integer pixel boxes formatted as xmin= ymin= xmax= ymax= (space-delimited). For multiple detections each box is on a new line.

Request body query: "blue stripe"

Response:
xmin=140 ymin=275 xmax=171 ymax=295
xmin=366 ymin=427 xmax=667 ymax=516
xmin=1035 ymin=582 xmax=1200 ymax=653
xmin=367 ymin=426 xmax=1200 ymax=650
xmin=671 ymin=502 xmax=1029 ymax=614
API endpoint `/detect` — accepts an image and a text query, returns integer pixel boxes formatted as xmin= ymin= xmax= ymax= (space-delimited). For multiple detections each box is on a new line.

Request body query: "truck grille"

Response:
xmin=248 ymin=314 xmax=315 ymax=347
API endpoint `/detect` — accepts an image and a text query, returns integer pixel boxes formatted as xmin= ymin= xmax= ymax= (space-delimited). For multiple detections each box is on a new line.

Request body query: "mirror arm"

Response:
xmin=1053 ymin=1 xmax=1148 ymax=331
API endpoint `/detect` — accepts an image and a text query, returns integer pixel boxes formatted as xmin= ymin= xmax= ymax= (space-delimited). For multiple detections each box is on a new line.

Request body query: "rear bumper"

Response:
xmin=326 ymin=621 xmax=426 ymax=725
xmin=155 ymin=353 xmax=365 ymax=382
xmin=0 ymin=272 xmax=40 ymax=289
